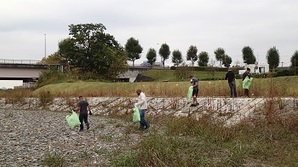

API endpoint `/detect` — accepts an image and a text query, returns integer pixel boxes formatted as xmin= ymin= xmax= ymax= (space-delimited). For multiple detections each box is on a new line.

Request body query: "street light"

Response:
xmin=44 ymin=34 xmax=47 ymax=59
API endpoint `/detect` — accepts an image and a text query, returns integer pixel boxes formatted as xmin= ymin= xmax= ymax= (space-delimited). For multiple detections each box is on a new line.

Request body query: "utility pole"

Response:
xmin=44 ymin=34 xmax=47 ymax=59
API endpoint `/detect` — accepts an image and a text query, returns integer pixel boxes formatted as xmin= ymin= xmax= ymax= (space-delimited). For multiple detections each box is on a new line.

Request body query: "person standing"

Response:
xmin=136 ymin=89 xmax=149 ymax=130
xmin=190 ymin=76 xmax=199 ymax=106
xmin=225 ymin=68 xmax=237 ymax=97
xmin=77 ymin=96 xmax=90 ymax=132
xmin=242 ymin=68 xmax=251 ymax=97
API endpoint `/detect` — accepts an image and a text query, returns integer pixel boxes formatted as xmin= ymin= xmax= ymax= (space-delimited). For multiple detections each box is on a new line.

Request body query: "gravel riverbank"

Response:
xmin=0 ymin=109 xmax=143 ymax=166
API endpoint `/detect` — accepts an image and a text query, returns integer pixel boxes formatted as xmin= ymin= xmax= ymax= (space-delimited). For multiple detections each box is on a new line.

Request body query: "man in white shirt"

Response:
xmin=136 ymin=89 xmax=149 ymax=130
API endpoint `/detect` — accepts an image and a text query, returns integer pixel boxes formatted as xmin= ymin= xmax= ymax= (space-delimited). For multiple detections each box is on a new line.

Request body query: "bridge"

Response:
xmin=0 ymin=59 xmax=167 ymax=87
xmin=0 ymin=59 xmax=61 ymax=83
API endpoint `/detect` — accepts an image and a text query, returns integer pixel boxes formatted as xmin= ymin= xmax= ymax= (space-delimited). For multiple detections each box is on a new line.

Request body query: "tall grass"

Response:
xmin=111 ymin=114 xmax=298 ymax=167
xmin=31 ymin=76 xmax=298 ymax=97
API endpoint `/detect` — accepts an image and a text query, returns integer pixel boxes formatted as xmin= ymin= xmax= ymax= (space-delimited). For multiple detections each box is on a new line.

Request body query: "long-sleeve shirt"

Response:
xmin=242 ymin=71 xmax=251 ymax=81
xmin=136 ymin=92 xmax=148 ymax=110
xmin=225 ymin=71 xmax=235 ymax=83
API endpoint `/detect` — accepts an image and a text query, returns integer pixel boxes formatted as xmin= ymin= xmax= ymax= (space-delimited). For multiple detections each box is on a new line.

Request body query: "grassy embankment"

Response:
xmin=28 ymin=75 xmax=298 ymax=98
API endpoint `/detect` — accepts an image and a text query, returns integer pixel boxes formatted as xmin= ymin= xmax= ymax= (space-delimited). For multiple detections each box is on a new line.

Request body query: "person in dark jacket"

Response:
xmin=242 ymin=68 xmax=251 ymax=97
xmin=76 ymin=96 xmax=91 ymax=132
xmin=225 ymin=68 xmax=237 ymax=97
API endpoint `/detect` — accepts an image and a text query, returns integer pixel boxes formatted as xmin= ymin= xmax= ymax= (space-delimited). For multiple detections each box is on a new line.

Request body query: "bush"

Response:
xmin=274 ymin=69 xmax=295 ymax=77
xmin=42 ymin=152 xmax=66 ymax=167
xmin=36 ymin=68 xmax=67 ymax=88
xmin=38 ymin=90 xmax=54 ymax=106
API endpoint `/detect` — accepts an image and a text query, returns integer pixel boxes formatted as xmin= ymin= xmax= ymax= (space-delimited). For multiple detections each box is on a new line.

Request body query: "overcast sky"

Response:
xmin=1 ymin=0 xmax=297 ymax=67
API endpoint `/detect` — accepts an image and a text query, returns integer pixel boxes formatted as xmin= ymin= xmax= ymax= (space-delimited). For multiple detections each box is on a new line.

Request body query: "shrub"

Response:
xmin=36 ymin=68 xmax=66 ymax=88
xmin=42 ymin=152 xmax=66 ymax=167
xmin=38 ymin=90 xmax=54 ymax=106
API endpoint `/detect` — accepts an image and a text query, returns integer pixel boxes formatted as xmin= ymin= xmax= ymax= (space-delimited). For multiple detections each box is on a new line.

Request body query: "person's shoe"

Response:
xmin=190 ymin=104 xmax=196 ymax=107
xmin=145 ymin=124 xmax=150 ymax=129
xmin=86 ymin=123 xmax=90 ymax=130
xmin=79 ymin=129 xmax=83 ymax=132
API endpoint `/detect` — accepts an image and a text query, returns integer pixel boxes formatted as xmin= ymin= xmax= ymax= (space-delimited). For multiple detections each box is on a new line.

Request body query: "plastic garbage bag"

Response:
xmin=187 ymin=86 xmax=193 ymax=99
xmin=66 ymin=111 xmax=81 ymax=129
xmin=242 ymin=76 xmax=253 ymax=89
xmin=133 ymin=104 xmax=140 ymax=122
xmin=235 ymin=79 xmax=240 ymax=88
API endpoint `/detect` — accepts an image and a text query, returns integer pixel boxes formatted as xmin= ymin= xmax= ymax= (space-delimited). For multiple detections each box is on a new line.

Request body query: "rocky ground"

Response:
xmin=0 ymin=109 xmax=145 ymax=166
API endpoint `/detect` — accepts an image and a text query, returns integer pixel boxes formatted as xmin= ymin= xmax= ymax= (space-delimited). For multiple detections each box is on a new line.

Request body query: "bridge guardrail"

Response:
xmin=0 ymin=59 xmax=40 ymax=64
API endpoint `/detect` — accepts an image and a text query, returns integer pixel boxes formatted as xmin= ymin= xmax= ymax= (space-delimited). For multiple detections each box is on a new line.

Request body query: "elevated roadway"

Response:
xmin=0 ymin=59 xmax=61 ymax=82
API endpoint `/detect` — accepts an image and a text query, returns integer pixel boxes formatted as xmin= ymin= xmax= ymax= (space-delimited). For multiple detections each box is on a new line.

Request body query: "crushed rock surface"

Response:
xmin=0 ymin=109 xmax=144 ymax=166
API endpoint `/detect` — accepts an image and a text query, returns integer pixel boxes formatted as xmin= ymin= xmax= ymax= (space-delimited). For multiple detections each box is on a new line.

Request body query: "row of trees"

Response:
xmin=125 ymin=37 xmax=298 ymax=70
xmin=42 ymin=23 xmax=298 ymax=80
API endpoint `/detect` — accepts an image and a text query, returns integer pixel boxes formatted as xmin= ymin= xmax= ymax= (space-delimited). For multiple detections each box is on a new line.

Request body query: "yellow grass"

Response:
xmin=31 ymin=76 xmax=298 ymax=97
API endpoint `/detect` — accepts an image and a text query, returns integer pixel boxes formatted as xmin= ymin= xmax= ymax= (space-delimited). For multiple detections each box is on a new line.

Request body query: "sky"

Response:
xmin=1 ymin=0 xmax=298 ymax=67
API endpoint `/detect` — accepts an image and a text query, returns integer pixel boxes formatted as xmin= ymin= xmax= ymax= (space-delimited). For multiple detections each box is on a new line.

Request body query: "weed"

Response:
xmin=4 ymin=111 xmax=13 ymax=118
xmin=99 ymin=135 xmax=113 ymax=142
xmin=110 ymin=152 xmax=139 ymax=167
xmin=42 ymin=152 xmax=66 ymax=167
xmin=94 ymin=148 xmax=108 ymax=155
xmin=38 ymin=90 xmax=54 ymax=106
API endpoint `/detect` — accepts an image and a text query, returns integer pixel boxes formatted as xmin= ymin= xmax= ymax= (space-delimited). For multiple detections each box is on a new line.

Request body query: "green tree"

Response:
xmin=222 ymin=55 xmax=232 ymax=67
xmin=125 ymin=37 xmax=143 ymax=66
xmin=159 ymin=43 xmax=171 ymax=67
xmin=186 ymin=45 xmax=198 ymax=66
xmin=266 ymin=46 xmax=280 ymax=70
xmin=242 ymin=46 xmax=256 ymax=64
xmin=40 ymin=52 xmax=62 ymax=64
xmin=290 ymin=50 xmax=298 ymax=68
xmin=214 ymin=48 xmax=225 ymax=66
xmin=172 ymin=50 xmax=183 ymax=67
xmin=198 ymin=51 xmax=209 ymax=66
xmin=58 ymin=23 xmax=127 ymax=79
xmin=146 ymin=48 xmax=157 ymax=66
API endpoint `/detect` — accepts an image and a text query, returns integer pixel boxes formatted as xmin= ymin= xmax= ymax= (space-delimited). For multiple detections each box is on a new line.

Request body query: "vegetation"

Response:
xmin=27 ymin=76 xmax=298 ymax=97
xmin=242 ymin=46 xmax=256 ymax=64
xmin=40 ymin=52 xmax=61 ymax=64
xmin=222 ymin=54 xmax=232 ymax=68
xmin=187 ymin=45 xmax=198 ymax=66
xmin=42 ymin=152 xmax=65 ymax=167
xmin=146 ymin=48 xmax=157 ymax=66
xmin=267 ymin=46 xmax=280 ymax=70
xmin=214 ymin=47 xmax=225 ymax=66
xmin=125 ymin=37 xmax=143 ymax=66
xmin=58 ymin=23 xmax=127 ymax=80
xmin=198 ymin=51 xmax=209 ymax=66
xmin=291 ymin=50 xmax=298 ymax=68
xmin=159 ymin=43 xmax=171 ymax=67
xmin=172 ymin=50 xmax=183 ymax=67
xmin=111 ymin=114 xmax=298 ymax=167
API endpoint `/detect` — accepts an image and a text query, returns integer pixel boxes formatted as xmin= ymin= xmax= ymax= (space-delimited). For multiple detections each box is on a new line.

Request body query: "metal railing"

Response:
xmin=0 ymin=59 xmax=40 ymax=64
